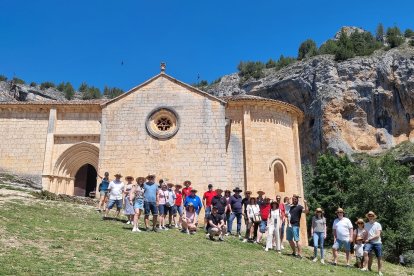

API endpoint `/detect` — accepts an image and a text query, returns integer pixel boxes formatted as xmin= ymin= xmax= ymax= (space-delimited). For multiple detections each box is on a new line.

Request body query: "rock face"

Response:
xmin=207 ymin=47 xmax=414 ymax=163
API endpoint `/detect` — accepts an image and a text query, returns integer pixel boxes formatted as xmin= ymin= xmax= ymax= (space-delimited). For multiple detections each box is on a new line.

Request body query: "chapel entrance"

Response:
xmin=74 ymin=164 xmax=97 ymax=197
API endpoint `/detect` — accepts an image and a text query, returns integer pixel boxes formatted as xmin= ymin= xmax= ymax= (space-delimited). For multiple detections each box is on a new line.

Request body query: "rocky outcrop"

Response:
xmin=207 ymin=47 xmax=414 ymax=163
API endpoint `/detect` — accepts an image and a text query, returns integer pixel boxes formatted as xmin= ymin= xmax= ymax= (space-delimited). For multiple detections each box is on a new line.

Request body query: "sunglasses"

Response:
xmin=368 ymin=215 xmax=374 ymax=217
xmin=337 ymin=212 xmax=344 ymax=214
xmin=357 ymin=222 xmax=364 ymax=225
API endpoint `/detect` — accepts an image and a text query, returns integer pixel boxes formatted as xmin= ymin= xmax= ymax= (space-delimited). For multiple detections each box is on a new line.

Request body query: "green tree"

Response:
xmin=29 ymin=82 xmax=37 ymax=87
xmin=298 ymin=39 xmax=318 ymax=60
xmin=319 ymin=40 xmax=338 ymax=55
xmin=40 ymin=81 xmax=55 ymax=90
xmin=265 ymin=58 xmax=277 ymax=69
xmin=0 ymin=75 xmax=7 ymax=82
xmin=63 ymin=82 xmax=75 ymax=100
xmin=386 ymin=27 xmax=405 ymax=48
xmin=335 ymin=31 xmax=355 ymax=61
xmin=78 ymin=82 xmax=88 ymax=93
xmin=410 ymin=40 xmax=414 ymax=47
xmin=103 ymin=86 xmax=124 ymax=99
xmin=12 ymin=77 xmax=25 ymax=85
xmin=81 ymin=86 xmax=101 ymax=100
xmin=237 ymin=61 xmax=265 ymax=83
xmin=56 ymin=82 xmax=66 ymax=92
xmin=376 ymin=23 xmax=385 ymax=43
xmin=349 ymin=31 xmax=381 ymax=56
xmin=404 ymin=28 xmax=414 ymax=38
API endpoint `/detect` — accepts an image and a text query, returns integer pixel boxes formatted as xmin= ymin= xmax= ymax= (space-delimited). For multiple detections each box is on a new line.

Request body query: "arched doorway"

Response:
xmin=74 ymin=164 xmax=97 ymax=197
xmin=274 ymin=163 xmax=285 ymax=193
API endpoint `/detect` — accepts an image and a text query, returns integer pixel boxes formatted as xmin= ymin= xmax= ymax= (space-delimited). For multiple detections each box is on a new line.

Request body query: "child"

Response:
xmin=354 ymin=237 xmax=364 ymax=268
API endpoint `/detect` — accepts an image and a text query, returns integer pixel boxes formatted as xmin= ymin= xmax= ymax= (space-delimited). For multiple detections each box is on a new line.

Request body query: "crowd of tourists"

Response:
xmin=96 ymin=172 xmax=384 ymax=276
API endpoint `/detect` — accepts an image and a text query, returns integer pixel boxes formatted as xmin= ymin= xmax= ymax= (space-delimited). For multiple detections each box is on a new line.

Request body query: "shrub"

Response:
xmin=237 ymin=61 xmax=265 ymax=83
xmin=0 ymin=75 xmax=7 ymax=82
xmin=349 ymin=31 xmax=381 ymax=56
xmin=410 ymin=40 xmax=414 ymax=47
xmin=319 ymin=40 xmax=338 ymax=55
xmin=29 ymin=82 xmax=37 ymax=87
xmin=386 ymin=27 xmax=405 ymax=48
xmin=211 ymin=77 xmax=221 ymax=85
xmin=12 ymin=77 xmax=25 ymax=85
xmin=40 ymin=81 xmax=55 ymax=90
xmin=63 ymin=83 xmax=75 ymax=100
xmin=298 ymin=39 xmax=318 ymax=60
xmin=56 ymin=82 xmax=66 ymax=92
xmin=81 ymin=86 xmax=101 ymax=100
xmin=376 ymin=23 xmax=385 ymax=43
xmin=335 ymin=31 xmax=355 ymax=61
xmin=404 ymin=28 xmax=414 ymax=38
xmin=103 ymin=86 xmax=124 ymax=99
xmin=78 ymin=82 xmax=88 ymax=93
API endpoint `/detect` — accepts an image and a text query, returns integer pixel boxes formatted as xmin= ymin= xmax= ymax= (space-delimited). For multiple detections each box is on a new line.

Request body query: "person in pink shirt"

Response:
xmin=182 ymin=203 xmax=197 ymax=234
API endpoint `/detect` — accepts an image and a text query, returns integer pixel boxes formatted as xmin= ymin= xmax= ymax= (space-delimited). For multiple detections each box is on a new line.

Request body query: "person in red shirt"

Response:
xmin=203 ymin=184 xmax=217 ymax=230
xmin=275 ymin=195 xmax=286 ymax=249
xmin=256 ymin=197 xmax=271 ymax=244
xmin=182 ymin=180 xmax=192 ymax=202
xmin=173 ymin=184 xmax=183 ymax=229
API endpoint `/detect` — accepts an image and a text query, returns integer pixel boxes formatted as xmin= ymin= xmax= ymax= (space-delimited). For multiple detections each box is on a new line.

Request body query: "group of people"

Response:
xmin=96 ymin=172 xmax=383 ymax=275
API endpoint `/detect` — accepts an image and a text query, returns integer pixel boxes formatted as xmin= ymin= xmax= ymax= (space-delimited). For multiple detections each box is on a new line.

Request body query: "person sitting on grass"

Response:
xmin=104 ymin=173 xmax=124 ymax=219
xmin=184 ymin=189 xmax=203 ymax=216
xmin=182 ymin=203 xmax=197 ymax=234
xmin=332 ymin=207 xmax=353 ymax=266
xmin=96 ymin=172 xmax=110 ymax=212
xmin=361 ymin=211 xmax=383 ymax=276
xmin=207 ymin=206 xmax=226 ymax=241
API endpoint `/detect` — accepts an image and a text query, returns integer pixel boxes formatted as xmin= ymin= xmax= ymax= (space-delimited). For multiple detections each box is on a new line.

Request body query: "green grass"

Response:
xmin=0 ymin=190 xmax=412 ymax=275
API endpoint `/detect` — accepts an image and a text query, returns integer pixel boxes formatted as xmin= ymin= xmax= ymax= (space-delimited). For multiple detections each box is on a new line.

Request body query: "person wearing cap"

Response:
xmin=96 ymin=172 xmax=110 ymax=212
xmin=203 ymin=184 xmax=217 ymax=230
xmin=130 ymin=177 xmax=145 ymax=232
xmin=211 ymin=188 xmax=229 ymax=224
xmin=166 ymin=183 xmax=176 ymax=228
xmin=143 ymin=174 xmax=159 ymax=232
xmin=207 ymin=206 xmax=226 ymax=241
xmin=173 ymin=184 xmax=183 ymax=229
xmin=104 ymin=173 xmax=125 ymax=218
xmin=227 ymin=187 xmax=243 ymax=238
xmin=182 ymin=203 xmax=197 ymax=234
xmin=242 ymin=191 xmax=252 ymax=233
xmin=157 ymin=183 xmax=170 ymax=230
xmin=362 ymin=211 xmax=383 ymax=275
xmin=256 ymin=197 xmax=271 ymax=244
xmin=332 ymin=207 xmax=353 ymax=266
xmin=311 ymin=208 xmax=326 ymax=264
xmin=184 ymin=189 xmax=203 ymax=215
xmin=182 ymin=180 xmax=192 ymax=202
xmin=243 ymin=197 xmax=260 ymax=242
xmin=265 ymin=201 xmax=282 ymax=252
xmin=287 ymin=194 xmax=309 ymax=258
xmin=123 ymin=176 xmax=135 ymax=225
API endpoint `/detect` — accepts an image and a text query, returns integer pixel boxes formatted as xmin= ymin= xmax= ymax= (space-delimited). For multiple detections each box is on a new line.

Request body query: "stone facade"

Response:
xmin=0 ymin=72 xmax=306 ymax=241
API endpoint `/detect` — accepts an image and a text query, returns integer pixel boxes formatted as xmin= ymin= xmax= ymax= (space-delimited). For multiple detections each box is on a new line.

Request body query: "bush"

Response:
xmin=81 ymin=85 xmax=101 ymax=100
xmin=12 ymin=77 xmax=25 ymax=85
xmin=40 ymin=81 xmax=55 ymax=90
xmin=386 ymin=27 xmax=405 ymax=48
xmin=376 ymin=23 xmax=385 ymax=43
xmin=29 ymin=82 xmax=37 ymax=87
xmin=410 ymin=40 xmax=414 ymax=47
xmin=319 ymin=40 xmax=338 ymax=55
xmin=266 ymin=55 xmax=296 ymax=71
xmin=298 ymin=39 xmax=318 ymax=60
xmin=349 ymin=31 xmax=381 ymax=56
xmin=237 ymin=61 xmax=265 ymax=83
xmin=211 ymin=77 xmax=221 ymax=85
xmin=78 ymin=82 xmax=88 ymax=93
xmin=404 ymin=28 xmax=414 ymax=38
xmin=64 ymin=83 xmax=75 ymax=100
xmin=0 ymin=75 xmax=7 ymax=82
xmin=56 ymin=82 xmax=65 ymax=92
xmin=103 ymin=86 xmax=124 ymax=99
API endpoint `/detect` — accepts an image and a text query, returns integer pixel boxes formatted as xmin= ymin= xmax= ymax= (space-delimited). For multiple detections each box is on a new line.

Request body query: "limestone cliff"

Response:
xmin=207 ymin=47 xmax=414 ymax=163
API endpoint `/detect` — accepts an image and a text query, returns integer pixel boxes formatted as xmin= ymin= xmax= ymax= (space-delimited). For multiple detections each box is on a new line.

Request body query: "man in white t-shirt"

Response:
xmin=104 ymin=173 xmax=125 ymax=218
xmin=361 ymin=211 xmax=383 ymax=275
xmin=332 ymin=208 xmax=353 ymax=266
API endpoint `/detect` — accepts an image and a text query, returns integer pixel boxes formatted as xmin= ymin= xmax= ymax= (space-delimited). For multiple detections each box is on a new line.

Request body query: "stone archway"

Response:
xmin=50 ymin=142 xmax=99 ymax=195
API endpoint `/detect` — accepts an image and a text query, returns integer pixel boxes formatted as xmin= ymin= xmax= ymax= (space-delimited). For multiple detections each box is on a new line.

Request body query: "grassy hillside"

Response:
xmin=0 ymin=188 xmax=412 ymax=275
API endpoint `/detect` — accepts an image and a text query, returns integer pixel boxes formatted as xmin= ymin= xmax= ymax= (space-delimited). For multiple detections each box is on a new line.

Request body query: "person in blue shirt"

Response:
xmin=143 ymin=174 xmax=159 ymax=232
xmin=227 ymin=187 xmax=243 ymax=238
xmin=96 ymin=172 xmax=110 ymax=212
xmin=184 ymin=189 xmax=203 ymax=215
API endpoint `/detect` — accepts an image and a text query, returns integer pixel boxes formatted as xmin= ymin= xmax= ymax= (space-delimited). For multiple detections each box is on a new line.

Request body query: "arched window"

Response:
xmin=274 ymin=162 xmax=285 ymax=193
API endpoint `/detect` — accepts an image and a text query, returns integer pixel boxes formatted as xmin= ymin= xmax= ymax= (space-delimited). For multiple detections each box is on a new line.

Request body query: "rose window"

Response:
xmin=145 ymin=107 xmax=180 ymax=140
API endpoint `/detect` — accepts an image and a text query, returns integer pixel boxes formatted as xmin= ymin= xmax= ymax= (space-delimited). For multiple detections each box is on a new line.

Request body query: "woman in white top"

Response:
xmin=130 ymin=177 xmax=145 ymax=232
xmin=243 ymin=197 xmax=261 ymax=242
xmin=266 ymin=201 xmax=282 ymax=252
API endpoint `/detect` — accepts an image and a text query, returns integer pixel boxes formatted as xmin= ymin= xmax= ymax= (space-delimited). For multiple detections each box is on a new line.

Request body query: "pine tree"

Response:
xmin=298 ymin=39 xmax=318 ymax=60
xmin=376 ymin=23 xmax=384 ymax=43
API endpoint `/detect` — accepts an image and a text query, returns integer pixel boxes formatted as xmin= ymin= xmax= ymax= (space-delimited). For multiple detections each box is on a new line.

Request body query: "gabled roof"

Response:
xmin=101 ymin=73 xmax=226 ymax=107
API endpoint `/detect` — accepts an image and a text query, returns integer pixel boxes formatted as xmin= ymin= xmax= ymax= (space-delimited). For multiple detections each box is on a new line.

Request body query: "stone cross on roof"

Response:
xmin=160 ymin=62 xmax=166 ymax=73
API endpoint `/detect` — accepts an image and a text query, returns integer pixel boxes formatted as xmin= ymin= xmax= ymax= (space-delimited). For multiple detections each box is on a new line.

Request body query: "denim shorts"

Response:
xmin=144 ymin=201 xmax=158 ymax=216
xmin=107 ymin=199 xmax=122 ymax=210
xmin=364 ymin=243 xmax=383 ymax=257
xmin=287 ymin=226 xmax=300 ymax=241
xmin=158 ymin=204 xmax=167 ymax=215
xmin=259 ymin=220 xmax=267 ymax=233
xmin=205 ymin=206 xmax=212 ymax=217
xmin=134 ymin=198 xmax=144 ymax=210
xmin=332 ymin=239 xmax=351 ymax=252
xmin=99 ymin=190 xmax=108 ymax=197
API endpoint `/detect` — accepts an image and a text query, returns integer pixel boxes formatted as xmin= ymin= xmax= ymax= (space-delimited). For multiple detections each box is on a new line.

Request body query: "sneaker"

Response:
xmin=153 ymin=228 xmax=159 ymax=233
xmin=132 ymin=228 xmax=141 ymax=232
xmin=296 ymin=255 xmax=303 ymax=259
xmin=332 ymin=262 xmax=337 ymax=266
xmin=280 ymin=245 xmax=284 ymax=250
xmin=265 ymin=248 xmax=269 ymax=252
xmin=253 ymin=241 xmax=258 ymax=244
xmin=378 ymin=272 xmax=383 ymax=276
xmin=312 ymin=257 xmax=318 ymax=262
xmin=163 ymin=226 xmax=168 ymax=231
xmin=145 ymin=227 xmax=150 ymax=232
xmin=126 ymin=221 xmax=131 ymax=224
xmin=242 ymin=239 xmax=248 ymax=243
xmin=360 ymin=268 xmax=368 ymax=271
xmin=237 ymin=232 xmax=242 ymax=238
xmin=219 ymin=236 xmax=224 ymax=241
xmin=159 ymin=227 xmax=163 ymax=231
xmin=321 ymin=259 xmax=325 ymax=265
xmin=209 ymin=234 xmax=214 ymax=241
xmin=175 ymin=224 xmax=179 ymax=228
xmin=225 ymin=233 xmax=230 ymax=236
xmin=186 ymin=230 xmax=190 ymax=235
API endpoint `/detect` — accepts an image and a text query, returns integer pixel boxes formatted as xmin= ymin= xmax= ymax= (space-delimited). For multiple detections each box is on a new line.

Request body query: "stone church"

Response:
xmin=0 ymin=67 xmax=304 ymax=204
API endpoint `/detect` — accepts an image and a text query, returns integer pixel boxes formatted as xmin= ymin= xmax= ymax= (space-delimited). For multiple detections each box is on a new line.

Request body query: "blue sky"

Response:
xmin=0 ymin=0 xmax=412 ymax=91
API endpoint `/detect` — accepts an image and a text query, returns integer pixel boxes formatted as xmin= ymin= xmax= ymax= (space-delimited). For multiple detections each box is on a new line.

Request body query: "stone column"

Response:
xmin=242 ymin=105 xmax=253 ymax=192
xmin=41 ymin=108 xmax=56 ymax=191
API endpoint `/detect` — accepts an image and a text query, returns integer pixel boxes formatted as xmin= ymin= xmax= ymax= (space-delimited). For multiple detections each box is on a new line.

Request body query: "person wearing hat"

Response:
xmin=182 ymin=203 xmax=197 ymax=234
xmin=362 ymin=211 xmax=383 ymax=275
xmin=183 ymin=188 xmax=202 ymax=215
xmin=104 ymin=173 xmax=125 ymax=218
xmin=166 ymin=183 xmax=176 ymax=228
xmin=256 ymin=191 xmax=265 ymax=206
xmin=265 ymin=201 xmax=283 ymax=252
xmin=332 ymin=207 xmax=353 ymax=266
xmin=286 ymin=194 xmax=309 ymax=258
xmin=227 ymin=187 xmax=243 ymax=238
xmin=311 ymin=208 xmax=327 ymax=264
xmin=353 ymin=218 xmax=367 ymax=261
xmin=96 ymin=172 xmax=110 ymax=212
xmin=354 ymin=236 xmax=365 ymax=269
xmin=143 ymin=174 xmax=159 ymax=232
xmin=211 ymin=188 xmax=229 ymax=224
xmin=182 ymin=180 xmax=192 ymax=202
xmin=256 ymin=197 xmax=271 ymax=244
xmin=130 ymin=177 xmax=146 ymax=232
xmin=203 ymin=184 xmax=217 ymax=230
xmin=123 ymin=176 xmax=135 ymax=225
xmin=157 ymin=183 xmax=170 ymax=230
xmin=172 ymin=184 xmax=183 ymax=229
xmin=207 ymin=205 xmax=226 ymax=241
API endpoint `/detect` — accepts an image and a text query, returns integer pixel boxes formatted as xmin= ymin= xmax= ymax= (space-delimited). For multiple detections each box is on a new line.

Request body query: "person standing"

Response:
xmin=332 ymin=208 xmax=353 ymax=266
xmin=157 ymin=183 xmax=170 ymax=230
xmin=96 ymin=172 xmax=110 ymax=212
xmin=184 ymin=189 xmax=203 ymax=215
xmin=130 ymin=177 xmax=145 ymax=232
xmin=207 ymin=206 xmax=226 ymax=241
xmin=256 ymin=191 xmax=265 ymax=206
xmin=281 ymin=196 xmax=291 ymax=247
xmin=265 ymin=201 xmax=282 ymax=252
xmin=275 ymin=195 xmax=286 ymax=249
xmin=123 ymin=176 xmax=135 ymax=224
xmin=173 ymin=184 xmax=183 ymax=229
xmin=361 ymin=211 xmax=383 ymax=275
xmin=256 ymin=197 xmax=271 ymax=244
xmin=287 ymin=194 xmax=309 ymax=258
xmin=224 ymin=190 xmax=232 ymax=227
xmin=202 ymin=184 xmax=217 ymax=230
xmin=227 ymin=187 xmax=243 ymax=238
xmin=243 ymin=197 xmax=260 ymax=242
xmin=143 ymin=174 xmax=159 ymax=232
xmin=166 ymin=183 xmax=176 ymax=228
xmin=182 ymin=180 xmax=192 ymax=202
xmin=242 ymin=191 xmax=252 ymax=235
xmin=353 ymin=218 xmax=367 ymax=267
xmin=104 ymin=173 xmax=125 ymax=218
xmin=311 ymin=208 xmax=326 ymax=264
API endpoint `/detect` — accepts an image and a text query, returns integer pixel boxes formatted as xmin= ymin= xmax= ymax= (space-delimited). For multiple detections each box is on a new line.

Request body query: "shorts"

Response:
xmin=165 ymin=205 xmax=174 ymax=215
xmin=332 ymin=240 xmax=351 ymax=252
xmin=158 ymin=204 xmax=167 ymax=215
xmin=174 ymin=205 xmax=183 ymax=216
xmin=287 ymin=226 xmax=300 ymax=242
xmin=107 ymin=199 xmax=122 ymax=210
xmin=356 ymin=256 xmax=363 ymax=263
xmin=259 ymin=220 xmax=267 ymax=233
xmin=99 ymin=190 xmax=108 ymax=197
xmin=144 ymin=201 xmax=158 ymax=216
xmin=364 ymin=243 xmax=382 ymax=257
xmin=134 ymin=198 xmax=144 ymax=210
xmin=205 ymin=206 xmax=212 ymax=217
